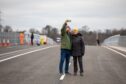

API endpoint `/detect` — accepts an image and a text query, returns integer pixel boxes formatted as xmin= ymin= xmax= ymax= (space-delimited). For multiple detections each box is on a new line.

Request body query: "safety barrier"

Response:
xmin=102 ymin=35 xmax=126 ymax=47
xmin=24 ymin=32 xmax=55 ymax=45
xmin=0 ymin=32 xmax=20 ymax=47
xmin=0 ymin=32 xmax=55 ymax=47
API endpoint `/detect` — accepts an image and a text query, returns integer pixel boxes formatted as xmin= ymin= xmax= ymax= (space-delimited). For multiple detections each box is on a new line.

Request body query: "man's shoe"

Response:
xmin=65 ymin=72 xmax=71 ymax=75
xmin=59 ymin=72 xmax=63 ymax=75
xmin=74 ymin=72 xmax=77 ymax=76
xmin=80 ymin=73 xmax=84 ymax=76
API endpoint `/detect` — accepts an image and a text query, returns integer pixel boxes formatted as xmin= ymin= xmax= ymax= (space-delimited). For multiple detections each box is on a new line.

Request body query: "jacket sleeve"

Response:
xmin=61 ymin=23 xmax=67 ymax=36
xmin=80 ymin=37 xmax=85 ymax=56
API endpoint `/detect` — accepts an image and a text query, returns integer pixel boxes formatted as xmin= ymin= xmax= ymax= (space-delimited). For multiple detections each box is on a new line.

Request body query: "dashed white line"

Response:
xmin=0 ymin=46 xmax=57 ymax=63
xmin=0 ymin=46 xmax=39 ymax=56
xmin=103 ymin=46 xmax=126 ymax=58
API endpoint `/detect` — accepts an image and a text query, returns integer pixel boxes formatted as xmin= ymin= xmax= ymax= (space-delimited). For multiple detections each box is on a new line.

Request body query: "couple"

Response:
xmin=59 ymin=20 xmax=85 ymax=76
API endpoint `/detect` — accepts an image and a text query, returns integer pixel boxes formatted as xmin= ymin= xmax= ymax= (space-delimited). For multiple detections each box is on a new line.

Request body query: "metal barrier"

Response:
xmin=102 ymin=35 xmax=126 ymax=47
xmin=0 ymin=32 xmax=55 ymax=47
xmin=0 ymin=32 xmax=20 ymax=46
xmin=24 ymin=32 xmax=55 ymax=45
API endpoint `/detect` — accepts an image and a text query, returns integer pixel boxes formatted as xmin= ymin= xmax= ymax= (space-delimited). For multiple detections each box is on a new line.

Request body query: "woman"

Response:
xmin=71 ymin=28 xmax=85 ymax=76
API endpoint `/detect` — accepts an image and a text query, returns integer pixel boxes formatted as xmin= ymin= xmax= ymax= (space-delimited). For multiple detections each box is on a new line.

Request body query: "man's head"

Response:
xmin=73 ymin=27 xmax=79 ymax=34
xmin=66 ymin=26 xmax=71 ymax=33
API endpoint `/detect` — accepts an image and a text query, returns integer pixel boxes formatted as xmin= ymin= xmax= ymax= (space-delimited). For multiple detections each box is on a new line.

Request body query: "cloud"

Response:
xmin=0 ymin=0 xmax=126 ymax=31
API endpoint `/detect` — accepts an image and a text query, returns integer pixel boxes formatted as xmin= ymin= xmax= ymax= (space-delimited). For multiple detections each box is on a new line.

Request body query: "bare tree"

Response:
xmin=35 ymin=30 xmax=40 ymax=34
xmin=4 ymin=25 xmax=13 ymax=32
xmin=29 ymin=28 xmax=40 ymax=34
xmin=81 ymin=25 xmax=90 ymax=32
xmin=120 ymin=28 xmax=126 ymax=35
xmin=50 ymin=28 xmax=59 ymax=41
xmin=105 ymin=29 xmax=112 ymax=35
xmin=0 ymin=24 xmax=3 ymax=32
xmin=29 ymin=28 xmax=36 ymax=33
xmin=42 ymin=25 xmax=52 ymax=37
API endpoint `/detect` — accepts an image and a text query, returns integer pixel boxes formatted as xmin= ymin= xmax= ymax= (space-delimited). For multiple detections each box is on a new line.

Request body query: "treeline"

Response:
xmin=0 ymin=24 xmax=60 ymax=42
xmin=0 ymin=25 xmax=13 ymax=32
xmin=0 ymin=24 xmax=126 ymax=45
xmin=79 ymin=25 xmax=126 ymax=45
xmin=28 ymin=25 xmax=60 ymax=42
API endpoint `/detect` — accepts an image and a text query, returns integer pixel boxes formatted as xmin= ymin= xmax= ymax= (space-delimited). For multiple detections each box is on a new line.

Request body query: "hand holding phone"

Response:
xmin=65 ymin=20 xmax=71 ymax=23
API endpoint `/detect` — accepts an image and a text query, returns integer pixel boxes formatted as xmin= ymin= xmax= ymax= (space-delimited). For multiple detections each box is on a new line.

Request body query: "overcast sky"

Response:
xmin=0 ymin=0 xmax=126 ymax=31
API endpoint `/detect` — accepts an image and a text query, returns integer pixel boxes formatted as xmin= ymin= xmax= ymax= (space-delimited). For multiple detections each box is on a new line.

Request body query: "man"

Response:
xmin=96 ymin=33 xmax=100 ymax=46
xmin=96 ymin=39 xmax=100 ymax=46
xmin=59 ymin=20 xmax=72 ymax=75
xmin=31 ymin=32 xmax=34 ymax=46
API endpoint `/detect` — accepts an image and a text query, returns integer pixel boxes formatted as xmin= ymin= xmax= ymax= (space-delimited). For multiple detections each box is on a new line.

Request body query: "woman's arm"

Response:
xmin=80 ymin=37 xmax=85 ymax=56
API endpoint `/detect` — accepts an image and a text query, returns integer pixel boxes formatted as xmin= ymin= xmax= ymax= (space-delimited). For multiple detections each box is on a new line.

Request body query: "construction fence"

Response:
xmin=0 ymin=32 xmax=55 ymax=47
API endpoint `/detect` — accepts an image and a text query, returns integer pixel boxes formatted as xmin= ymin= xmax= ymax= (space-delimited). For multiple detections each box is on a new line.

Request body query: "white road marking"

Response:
xmin=0 ymin=46 xmax=41 ymax=56
xmin=0 ymin=46 xmax=57 ymax=63
xmin=109 ymin=46 xmax=126 ymax=52
xmin=103 ymin=46 xmax=126 ymax=58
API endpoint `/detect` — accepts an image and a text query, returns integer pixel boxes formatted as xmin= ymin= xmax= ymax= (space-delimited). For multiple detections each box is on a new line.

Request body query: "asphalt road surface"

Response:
xmin=0 ymin=45 xmax=126 ymax=84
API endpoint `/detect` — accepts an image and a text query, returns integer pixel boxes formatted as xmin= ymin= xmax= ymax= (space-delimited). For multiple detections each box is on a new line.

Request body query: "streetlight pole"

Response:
xmin=0 ymin=11 xmax=3 ymax=32
xmin=0 ymin=11 xmax=1 ymax=25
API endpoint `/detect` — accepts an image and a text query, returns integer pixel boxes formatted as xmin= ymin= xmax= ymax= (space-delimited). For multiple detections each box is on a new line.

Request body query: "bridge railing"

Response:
xmin=102 ymin=35 xmax=126 ymax=47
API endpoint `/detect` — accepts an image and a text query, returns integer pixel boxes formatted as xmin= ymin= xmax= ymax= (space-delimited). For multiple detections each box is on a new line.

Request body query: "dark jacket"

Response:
xmin=31 ymin=33 xmax=34 ymax=39
xmin=71 ymin=33 xmax=85 ymax=56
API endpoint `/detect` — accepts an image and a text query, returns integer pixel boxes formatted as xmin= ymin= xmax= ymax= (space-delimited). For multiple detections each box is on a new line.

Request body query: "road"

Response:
xmin=0 ymin=45 xmax=126 ymax=84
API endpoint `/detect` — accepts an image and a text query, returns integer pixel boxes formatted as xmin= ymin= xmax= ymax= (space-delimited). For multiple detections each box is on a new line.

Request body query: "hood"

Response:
xmin=72 ymin=33 xmax=82 ymax=36
xmin=77 ymin=33 xmax=82 ymax=36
